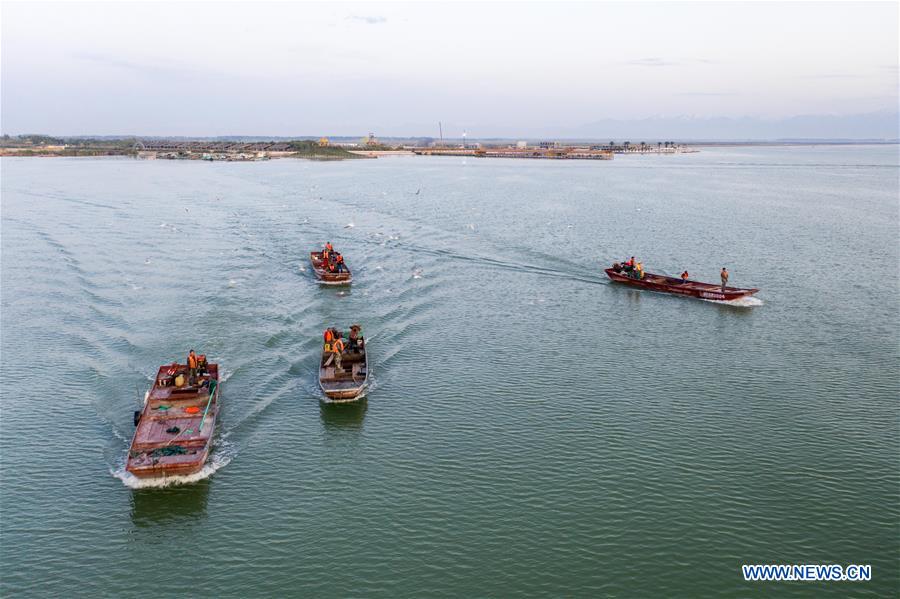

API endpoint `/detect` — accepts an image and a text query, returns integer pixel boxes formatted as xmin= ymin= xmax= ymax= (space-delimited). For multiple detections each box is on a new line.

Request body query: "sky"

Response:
xmin=2 ymin=1 xmax=898 ymax=138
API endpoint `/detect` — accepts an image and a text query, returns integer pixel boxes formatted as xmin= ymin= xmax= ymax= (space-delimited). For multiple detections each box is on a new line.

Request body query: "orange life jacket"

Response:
xmin=332 ymin=338 xmax=345 ymax=353
xmin=324 ymin=329 xmax=334 ymax=342
xmin=336 ymin=254 xmax=344 ymax=264
xmin=325 ymin=243 xmax=333 ymax=252
xmin=188 ymin=353 xmax=198 ymax=368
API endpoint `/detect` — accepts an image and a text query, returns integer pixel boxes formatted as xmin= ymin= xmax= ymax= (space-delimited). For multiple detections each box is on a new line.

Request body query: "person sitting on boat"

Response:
xmin=324 ymin=336 xmax=345 ymax=371
xmin=635 ymin=262 xmax=644 ymax=280
xmin=348 ymin=324 xmax=362 ymax=350
xmin=681 ymin=270 xmax=689 ymax=283
xmin=612 ymin=262 xmax=623 ymax=273
xmin=197 ymin=354 xmax=209 ymax=375
xmin=623 ymin=256 xmax=635 ymax=274
xmin=721 ymin=267 xmax=729 ymax=292
xmin=187 ymin=350 xmax=199 ymax=385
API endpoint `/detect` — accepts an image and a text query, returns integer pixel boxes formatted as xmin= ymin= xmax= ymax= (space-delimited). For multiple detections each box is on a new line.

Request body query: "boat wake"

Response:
xmin=110 ymin=440 xmax=236 ymax=489
xmin=704 ymin=296 xmax=764 ymax=307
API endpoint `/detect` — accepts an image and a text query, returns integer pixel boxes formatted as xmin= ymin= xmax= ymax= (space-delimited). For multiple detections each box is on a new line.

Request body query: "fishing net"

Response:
xmin=150 ymin=445 xmax=190 ymax=457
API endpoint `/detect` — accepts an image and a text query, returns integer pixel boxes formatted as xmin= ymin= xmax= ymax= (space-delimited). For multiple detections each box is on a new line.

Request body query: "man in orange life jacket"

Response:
xmin=324 ymin=334 xmax=345 ymax=371
xmin=323 ymin=328 xmax=335 ymax=353
xmin=335 ymin=253 xmax=345 ymax=273
xmin=681 ymin=270 xmax=689 ymax=283
xmin=187 ymin=349 xmax=199 ymax=385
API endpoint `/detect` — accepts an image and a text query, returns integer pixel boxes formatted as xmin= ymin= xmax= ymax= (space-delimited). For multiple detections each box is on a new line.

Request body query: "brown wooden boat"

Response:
xmin=126 ymin=361 xmax=220 ymax=479
xmin=319 ymin=332 xmax=369 ymax=401
xmin=310 ymin=251 xmax=352 ymax=285
xmin=605 ymin=267 xmax=759 ymax=301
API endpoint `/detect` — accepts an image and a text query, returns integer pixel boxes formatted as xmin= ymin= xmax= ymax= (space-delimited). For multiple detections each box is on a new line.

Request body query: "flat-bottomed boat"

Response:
xmin=126 ymin=362 xmax=220 ymax=478
xmin=310 ymin=251 xmax=352 ymax=285
xmin=605 ymin=267 xmax=759 ymax=301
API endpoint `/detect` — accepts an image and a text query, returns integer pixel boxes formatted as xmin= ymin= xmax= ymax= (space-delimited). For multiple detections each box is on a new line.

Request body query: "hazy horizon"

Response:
xmin=2 ymin=1 xmax=898 ymax=139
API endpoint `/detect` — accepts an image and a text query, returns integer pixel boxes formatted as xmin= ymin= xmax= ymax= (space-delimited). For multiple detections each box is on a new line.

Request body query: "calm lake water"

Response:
xmin=2 ymin=146 xmax=898 ymax=597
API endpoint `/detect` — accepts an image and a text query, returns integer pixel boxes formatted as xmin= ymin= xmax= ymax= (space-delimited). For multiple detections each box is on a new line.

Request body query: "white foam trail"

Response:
xmin=704 ymin=296 xmax=764 ymax=307
xmin=111 ymin=441 xmax=235 ymax=489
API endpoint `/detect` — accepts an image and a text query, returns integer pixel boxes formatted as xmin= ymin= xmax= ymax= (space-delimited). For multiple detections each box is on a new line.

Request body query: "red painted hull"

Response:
xmin=605 ymin=268 xmax=758 ymax=301
xmin=310 ymin=251 xmax=352 ymax=285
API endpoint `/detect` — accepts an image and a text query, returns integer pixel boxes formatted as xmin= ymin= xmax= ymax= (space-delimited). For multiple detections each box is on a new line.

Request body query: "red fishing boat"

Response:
xmin=126 ymin=360 xmax=220 ymax=479
xmin=605 ymin=266 xmax=759 ymax=301
xmin=310 ymin=251 xmax=352 ymax=285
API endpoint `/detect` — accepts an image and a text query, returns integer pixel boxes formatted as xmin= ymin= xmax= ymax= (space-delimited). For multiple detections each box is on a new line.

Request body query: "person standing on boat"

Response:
xmin=681 ymin=270 xmax=689 ymax=283
xmin=187 ymin=350 xmax=199 ymax=385
xmin=720 ymin=267 xmax=729 ymax=292
xmin=335 ymin=253 xmax=346 ymax=273
xmin=635 ymin=262 xmax=644 ymax=280
xmin=324 ymin=336 xmax=345 ymax=371
xmin=623 ymin=256 xmax=635 ymax=275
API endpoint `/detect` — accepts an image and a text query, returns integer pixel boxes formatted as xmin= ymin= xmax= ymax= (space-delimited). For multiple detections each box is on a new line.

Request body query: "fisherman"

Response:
xmin=197 ymin=354 xmax=209 ymax=376
xmin=348 ymin=324 xmax=362 ymax=350
xmin=323 ymin=328 xmax=335 ymax=353
xmin=623 ymin=256 xmax=635 ymax=274
xmin=681 ymin=270 xmax=689 ymax=283
xmin=635 ymin=262 xmax=644 ymax=280
xmin=325 ymin=241 xmax=334 ymax=253
xmin=187 ymin=349 xmax=199 ymax=385
xmin=324 ymin=335 xmax=345 ymax=371
xmin=335 ymin=253 xmax=346 ymax=273
xmin=720 ymin=267 xmax=729 ymax=292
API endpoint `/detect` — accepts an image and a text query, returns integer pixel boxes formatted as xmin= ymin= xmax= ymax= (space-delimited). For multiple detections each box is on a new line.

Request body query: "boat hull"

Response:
xmin=605 ymin=268 xmax=758 ymax=301
xmin=310 ymin=251 xmax=352 ymax=285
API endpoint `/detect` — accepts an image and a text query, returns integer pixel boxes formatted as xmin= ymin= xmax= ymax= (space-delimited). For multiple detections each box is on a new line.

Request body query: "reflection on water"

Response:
xmin=319 ymin=399 xmax=367 ymax=431
xmin=130 ymin=479 xmax=211 ymax=528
